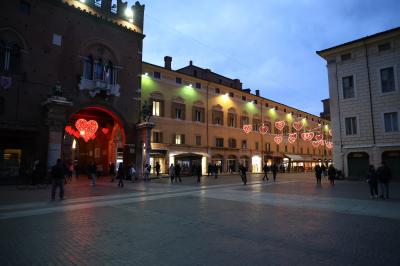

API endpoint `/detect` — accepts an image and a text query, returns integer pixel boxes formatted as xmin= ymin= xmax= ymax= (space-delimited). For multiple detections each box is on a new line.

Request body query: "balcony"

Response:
xmin=79 ymin=78 xmax=120 ymax=97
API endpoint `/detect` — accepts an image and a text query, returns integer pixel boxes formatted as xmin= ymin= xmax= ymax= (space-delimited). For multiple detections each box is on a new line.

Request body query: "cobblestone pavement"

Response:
xmin=0 ymin=173 xmax=399 ymax=265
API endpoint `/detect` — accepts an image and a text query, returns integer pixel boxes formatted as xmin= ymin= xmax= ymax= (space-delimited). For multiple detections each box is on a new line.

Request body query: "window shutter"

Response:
xmin=171 ymin=102 xmax=175 ymax=118
xmin=182 ymin=104 xmax=186 ymax=120
xmin=212 ymin=111 xmax=215 ymax=124
xmin=201 ymin=108 xmax=205 ymax=123
xmin=220 ymin=111 xmax=224 ymax=126
xmin=160 ymin=132 xmax=163 ymax=143
xmin=192 ymin=107 xmax=196 ymax=121
xmin=172 ymin=134 xmax=175 ymax=144
xmin=182 ymin=134 xmax=185 ymax=145
xmin=159 ymin=100 xmax=164 ymax=117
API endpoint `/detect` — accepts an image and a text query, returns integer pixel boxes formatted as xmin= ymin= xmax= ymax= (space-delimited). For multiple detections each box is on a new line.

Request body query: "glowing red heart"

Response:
xmin=75 ymin=119 xmax=98 ymax=142
xmin=243 ymin=124 xmax=252 ymax=134
xmin=325 ymin=141 xmax=333 ymax=149
xmin=311 ymin=140 xmax=321 ymax=148
xmin=259 ymin=125 xmax=269 ymax=135
xmin=315 ymin=134 xmax=323 ymax=141
xmin=275 ymin=121 xmax=285 ymax=131
xmin=102 ymin=128 xmax=109 ymax=135
xmin=293 ymin=121 xmax=303 ymax=131
xmin=288 ymin=133 xmax=297 ymax=144
xmin=301 ymin=132 xmax=315 ymax=141
xmin=274 ymin=135 xmax=283 ymax=145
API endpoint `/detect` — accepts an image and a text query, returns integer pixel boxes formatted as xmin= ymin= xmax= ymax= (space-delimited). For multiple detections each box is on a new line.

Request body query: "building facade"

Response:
xmin=317 ymin=27 xmax=400 ymax=179
xmin=142 ymin=57 xmax=332 ymax=175
xmin=0 ymin=0 xmax=146 ymax=182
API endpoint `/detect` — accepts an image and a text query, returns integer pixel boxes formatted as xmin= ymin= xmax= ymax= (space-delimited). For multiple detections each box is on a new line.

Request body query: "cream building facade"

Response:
xmin=142 ymin=58 xmax=332 ymax=175
xmin=317 ymin=27 xmax=400 ymax=179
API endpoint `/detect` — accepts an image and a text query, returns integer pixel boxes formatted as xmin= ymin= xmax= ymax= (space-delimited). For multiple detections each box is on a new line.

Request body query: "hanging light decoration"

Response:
xmin=292 ymin=121 xmax=303 ymax=131
xmin=274 ymin=135 xmax=283 ymax=144
xmin=75 ymin=119 xmax=99 ymax=142
xmin=301 ymin=132 xmax=315 ymax=141
xmin=243 ymin=124 xmax=252 ymax=134
xmin=288 ymin=133 xmax=297 ymax=144
xmin=275 ymin=121 xmax=285 ymax=131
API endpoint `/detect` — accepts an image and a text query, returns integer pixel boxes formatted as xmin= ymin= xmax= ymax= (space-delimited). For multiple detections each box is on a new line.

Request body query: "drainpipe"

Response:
xmin=364 ymin=41 xmax=376 ymax=145
xmin=334 ymin=59 xmax=344 ymax=174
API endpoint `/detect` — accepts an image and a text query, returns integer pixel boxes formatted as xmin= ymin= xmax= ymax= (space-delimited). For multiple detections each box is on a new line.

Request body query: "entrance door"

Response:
xmin=382 ymin=151 xmax=400 ymax=180
xmin=347 ymin=152 xmax=369 ymax=179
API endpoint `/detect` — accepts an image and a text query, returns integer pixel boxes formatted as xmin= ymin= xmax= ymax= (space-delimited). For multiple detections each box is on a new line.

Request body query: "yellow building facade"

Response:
xmin=141 ymin=60 xmax=332 ymax=175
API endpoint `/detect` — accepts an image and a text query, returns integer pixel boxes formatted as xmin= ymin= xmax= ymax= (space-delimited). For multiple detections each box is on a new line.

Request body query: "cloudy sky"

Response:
xmin=128 ymin=0 xmax=399 ymax=115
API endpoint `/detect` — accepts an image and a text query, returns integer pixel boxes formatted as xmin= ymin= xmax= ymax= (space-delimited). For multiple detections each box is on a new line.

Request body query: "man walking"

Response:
xmin=155 ymin=162 xmax=161 ymax=178
xmin=117 ymin=162 xmax=125 ymax=188
xmin=196 ymin=164 xmax=202 ymax=184
xmin=315 ymin=164 xmax=322 ymax=185
xmin=271 ymin=164 xmax=278 ymax=182
xmin=169 ymin=163 xmax=175 ymax=183
xmin=51 ymin=159 xmax=65 ymax=201
xmin=88 ymin=161 xmax=97 ymax=187
xmin=174 ymin=163 xmax=182 ymax=183
xmin=327 ymin=164 xmax=336 ymax=185
xmin=377 ymin=161 xmax=392 ymax=199
xmin=239 ymin=164 xmax=247 ymax=185
xmin=262 ymin=164 xmax=269 ymax=181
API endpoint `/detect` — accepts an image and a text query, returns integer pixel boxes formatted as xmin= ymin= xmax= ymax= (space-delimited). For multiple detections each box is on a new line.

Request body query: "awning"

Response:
xmin=150 ymin=150 xmax=167 ymax=156
xmin=284 ymin=154 xmax=305 ymax=161
xmin=271 ymin=152 xmax=283 ymax=158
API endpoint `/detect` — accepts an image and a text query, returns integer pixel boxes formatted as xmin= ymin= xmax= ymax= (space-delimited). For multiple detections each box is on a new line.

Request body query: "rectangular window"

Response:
xmin=285 ymin=146 xmax=288 ymax=152
xmin=152 ymin=100 xmax=160 ymax=116
xmin=195 ymin=135 xmax=201 ymax=146
xmin=52 ymin=34 xmax=62 ymax=46
xmin=176 ymin=77 xmax=182 ymax=84
xmin=216 ymin=138 xmax=224 ymax=148
xmin=152 ymin=132 xmax=163 ymax=143
xmin=276 ymin=145 xmax=280 ymax=152
xmin=253 ymin=100 xmax=257 ymax=104
xmin=195 ymin=82 xmax=201 ymax=89
xmin=242 ymin=95 xmax=246 ymax=101
xmin=213 ymin=110 xmax=223 ymax=125
xmin=255 ymin=142 xmax=259 ymax=151
xmin=192 ymin=107 xmax=204 ymax=122
xmin=253 ymin=119 xmax=260 ymax=131
xmin=19 ymin=1 xmax=31 ymax=14
xmin=265 ymin=143 xmax=271 ymax=152
xmin=342 ymin=76 xmax=355 ymax=99
xmin=240 ymin=116 xmax=249 ymax=128
xmin=175 ymin=134 xmax=185 ymax=145
xmin=229 ymin=92 xmax=234 ymax=98
xmin=341 ymin=53 xmax=351 ymax=61
xmin=378 ymin=43 xmax=391 ymax=52
xmin=345 ymin=117 xmax=357 ymax=135
xmin=153 ymin=71 xmax=161 ymax=79
xmin=228 ymin=138 xmax=237 ymax=148
xmin=228 ymin=113 xmax=236 ymax=127
xmin=380 ymin=67 xmax=395 ymax=93
xmin=384 ymin=112 xmax=399 ymax=132
xmin=172 ymin=103 xmax=185 ymax=120
xmin=195 ymin=110 xmax=201 ymax=122
xmin=241 ymin=140 xmax=247 ymax=149
xmin=215 ymin=88 xmax=220 ymax=94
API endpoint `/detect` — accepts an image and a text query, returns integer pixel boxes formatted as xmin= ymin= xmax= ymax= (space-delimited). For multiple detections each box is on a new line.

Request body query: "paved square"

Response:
xmin=0 ymin=173 xmax=399 ymax=265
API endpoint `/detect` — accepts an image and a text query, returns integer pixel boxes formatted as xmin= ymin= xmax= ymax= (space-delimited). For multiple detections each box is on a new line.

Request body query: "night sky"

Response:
xmin=128 ymin=0 xmax=399 ymax=115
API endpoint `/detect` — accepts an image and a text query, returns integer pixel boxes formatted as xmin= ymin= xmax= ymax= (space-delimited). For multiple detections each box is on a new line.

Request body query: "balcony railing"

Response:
xmin=78 ymin=78 xmax=120 ymax=97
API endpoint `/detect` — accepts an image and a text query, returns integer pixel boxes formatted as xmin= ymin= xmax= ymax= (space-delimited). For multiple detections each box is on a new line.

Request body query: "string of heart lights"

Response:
xmin=64 ymin=119 xmax=109 ymax=142
xmin=242 ymin=120 xmax=333 ymax=149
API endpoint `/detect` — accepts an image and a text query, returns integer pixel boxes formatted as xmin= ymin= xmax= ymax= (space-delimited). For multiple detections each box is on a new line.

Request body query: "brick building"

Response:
xmin=0 ymin=0 xmax=146 ymax=182
xmin=317 ymin=27 xmax=400 ymax=179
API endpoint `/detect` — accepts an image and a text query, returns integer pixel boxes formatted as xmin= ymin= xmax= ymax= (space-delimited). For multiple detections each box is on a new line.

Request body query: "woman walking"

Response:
xmin=117 ymin=162 xmax=125 ymax=188
xmin=366 ymin=165 xmax=378 ymax=199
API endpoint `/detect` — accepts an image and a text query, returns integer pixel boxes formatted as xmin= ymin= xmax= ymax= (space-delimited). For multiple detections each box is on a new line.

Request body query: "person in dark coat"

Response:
xmin=271 ymin=164 xmax=278 ymax=182
xmin=315 ymin=165 xmax=322 ymax=185
xmin=109 ymin=162 xmax=115 ymax=182
xmin=88 ymin=161 xmax=97 ymax=187
xmin=207 ymin=163 xmax=212 ymax=177
xmin=366 ymin=165 xmax=378 ymax=199
xmin=174 ymin=163 xmax=182 ymax=183
xmin=239 ymin=164 xmax=247 ymax=185
xmin=213 ymin=164 xmax=218 ymax=179
xmin=377 ymin=162 xmax=392 ymax=199
xmin=155 ymin=162 xmax=161 ymax=177
xmin=195 ymin=164 xmax=202 ymax=184
xmin=51 ymin=159 xmax=65 ymax=201
xmin=327 ymin=164 xmax=336 ymax=185
xmin=117 ymin=162 xmax=124 ymax=187
xmin=262 ymin=164 xmax=269 ymax=181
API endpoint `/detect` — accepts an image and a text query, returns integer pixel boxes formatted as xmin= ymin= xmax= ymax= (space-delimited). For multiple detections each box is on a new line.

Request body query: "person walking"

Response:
xmin=377 ymin=161 xmax=392 ymax=199
xmin=262 ymin=164 xmax=269 ymax=181
xmin=109 ymin=162 xmax=115 ymax=182
xmin=315 ymin=165 xmax=322 ymax=185
xmin=144 ymin=164 xmax=151 ymax=182
xmin=321 ymin=164 xmax=327 ymax=179
xmin=67 ymin=162 xmax=73 ymax=183
xmin=50 ymin=159 xmax=65 ymax=201
xmin=327 ymin=164 xmax=336 ymax=185
xmin=117 ymin=162 xmax=125 ymax=188
xmin=155 ymin=162 xmax=161 ymax=178
xmin=195 ymin=164 xmax=202 ymax=184
xmin=366 ymin=165 xmax=378 ymax=199
xmin=88 ymin=161 xmax=97 ymax=187
xmin=213 ymin=164 xmax=218 ymax=179
xmin=239 ymin=164 xmax=247 ymax=185
xmin=271 ymin=164 xmax=278 ymax=182
xmin=169 ymin=163 xmax=175 ymax=183
xmin=207 ymin=163 xmax=212 ymax=177
xmin=129 ymin=165 xmax=136 ymax=182
xmin=174 ymin=163 xmax=182 ymax=183
xmin=74 ymin=161 xmax=80 ymax=179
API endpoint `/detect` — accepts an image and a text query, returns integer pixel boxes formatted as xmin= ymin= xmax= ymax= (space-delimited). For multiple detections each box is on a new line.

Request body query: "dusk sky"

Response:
xmin=129 ymin=0 xmax=399 ymax=115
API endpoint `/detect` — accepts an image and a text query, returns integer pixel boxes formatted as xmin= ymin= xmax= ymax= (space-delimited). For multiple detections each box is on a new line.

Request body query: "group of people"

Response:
xmin=168 ymin=163 xmax=184 ymax=183
xmin=366 ymin=162 xmax=392 ymax=199
xmin=207 ymin=163 xmax=221 ymax=179
xmin=262 ymin=164 xmax=279 ymax=182
xmin=315 ymin=164 xmax=337 ymax=185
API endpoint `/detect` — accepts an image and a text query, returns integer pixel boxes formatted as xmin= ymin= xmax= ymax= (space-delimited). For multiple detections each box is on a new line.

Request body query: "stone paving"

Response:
xmin=0 ymin=173 xmax=399 ymax=265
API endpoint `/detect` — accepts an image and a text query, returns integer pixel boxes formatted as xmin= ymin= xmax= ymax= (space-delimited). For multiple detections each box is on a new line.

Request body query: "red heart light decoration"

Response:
xmin=75 ymin=119 xmax=98 ymax=142
xmin=243 ymin=124 xmax=252 ymax=134
xmin=274 ymin=135 xmax=283 ymax=145
xmin=102 ymin=128 xmax=109 ymax=135
xmin=259 ymin=125 xmax=269 ymax=135
xmin=325 ymin=141 xmax=333 ymax=149
xmin=288 ymin=133 xmax=297 ymax=144
xmin=329 ymin=129 xmax=333 ymax=136
xmin=65 ymin=125 xmax=80 ymax=139
xmin=275 ymin=121 xmax=286 ymax=131
xmin=293 ymin=121 xmax=303 ymax=131
xmin=301 ymin=132 xmax=315 ymax=141
xmin=311 ymin=140 xmax=321 ymax=148
xmin=315 ymin=134 xmax=323 ymax=141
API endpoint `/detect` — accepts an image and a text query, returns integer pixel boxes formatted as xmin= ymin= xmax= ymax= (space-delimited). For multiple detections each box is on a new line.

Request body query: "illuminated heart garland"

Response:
xmin=259 ymin=125 xmax=269 ymax=135
xmin=325 ymin=141 xmax=333 ymax=149
xmin=288 ymin=133 xmax=297 ymax=144
xmin=274 ymin=135 xmax=283 ymax=145
xmin=65 ymin=125 xmax=80 ymax=139
xmin=75 ymin=119 xmax=98 ymax=142
xmin=102 ymin=128 xmax=109 ymax=135
xmin=301 ymin=132 xmax=315 ymax=141
xmin=315 ymin=134 xmax=323 ymax=141
xmin=311 ymin=140 xmax=322 ymax=148
xmin=275 ymin=121 xmax=286 ymax=131
xmin=243 ymin=124 xmax=252 ymax=134
xmin=293 ymin=121 xmax=303 ymax=131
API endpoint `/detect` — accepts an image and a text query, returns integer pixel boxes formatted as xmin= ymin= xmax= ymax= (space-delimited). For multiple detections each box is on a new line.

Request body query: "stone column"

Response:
xmin=42 ymin=96 xmax=73 ymax=170
xmin=136 ymin=122 xmax=155 ymax=179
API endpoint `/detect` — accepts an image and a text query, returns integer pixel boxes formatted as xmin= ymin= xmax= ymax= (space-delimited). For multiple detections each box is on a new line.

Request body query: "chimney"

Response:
xmin=233 ymin=79 xmax=241 ymax=89
xmin=243 ymin=88 xmax=251 ymax=93
xmin=189 ymin=60 xmax=193 ymax=66
xmin=164 ymin=56 xmax=172 ymax=70
xmin=255 ymin=90 xmax=260 ymax=96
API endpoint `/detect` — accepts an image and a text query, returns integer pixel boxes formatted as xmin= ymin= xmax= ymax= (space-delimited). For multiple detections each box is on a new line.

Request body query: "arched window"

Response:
xmin=0 ymin=41 xmax=21 ymax=72
xmin=94 ymin=58 xmax=104 ymax=80
xmin=83 ymin=55 xmax=93 ymax=80
xmin=106 ymin=60 xmax=114 ymax=84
